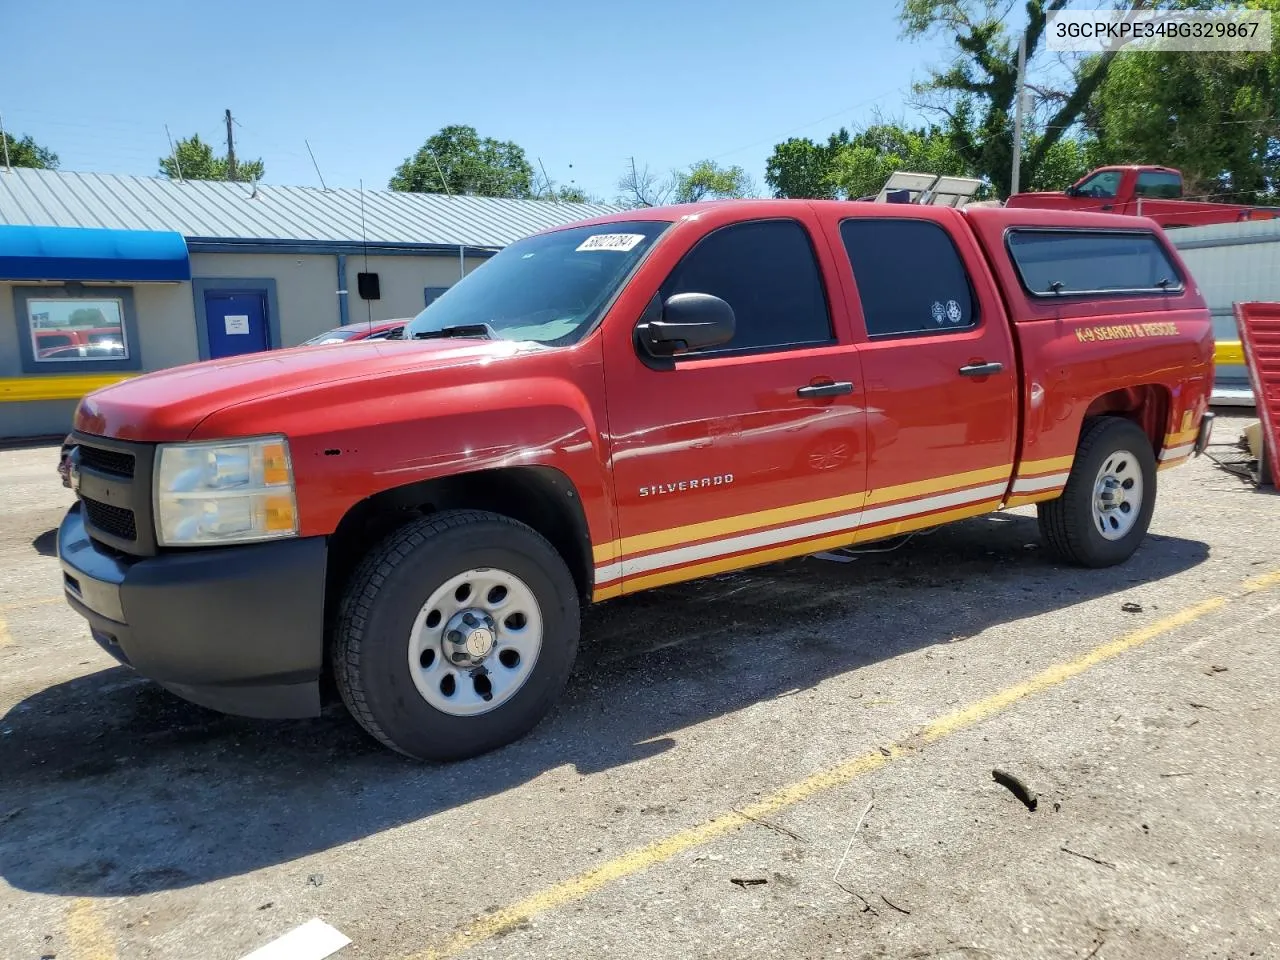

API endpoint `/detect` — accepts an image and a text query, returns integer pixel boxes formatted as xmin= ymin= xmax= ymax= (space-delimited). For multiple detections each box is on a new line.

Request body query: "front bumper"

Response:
xmin=57 ymin=505 xmax=327 ymax=718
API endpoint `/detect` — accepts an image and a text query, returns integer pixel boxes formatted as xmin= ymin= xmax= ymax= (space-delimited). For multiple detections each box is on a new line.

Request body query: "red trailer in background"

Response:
xmin=1235 ymin=302 xmax=1280 ymax=486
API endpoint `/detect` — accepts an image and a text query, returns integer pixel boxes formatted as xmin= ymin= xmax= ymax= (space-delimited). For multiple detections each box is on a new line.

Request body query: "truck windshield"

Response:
xmin=405 ymin=220 xmax=671 ymax=346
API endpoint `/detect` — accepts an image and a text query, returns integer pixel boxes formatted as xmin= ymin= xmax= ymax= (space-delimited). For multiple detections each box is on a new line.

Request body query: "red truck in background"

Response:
xmin=1005 ymin=165 xmax=1280 ymax=228
xmin=57 ymin=200 xmax=1215 ymax=762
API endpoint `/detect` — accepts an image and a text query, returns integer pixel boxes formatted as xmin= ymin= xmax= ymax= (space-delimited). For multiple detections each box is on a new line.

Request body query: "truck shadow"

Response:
xmin=0 ymin=514 xmax=1208 ymax=897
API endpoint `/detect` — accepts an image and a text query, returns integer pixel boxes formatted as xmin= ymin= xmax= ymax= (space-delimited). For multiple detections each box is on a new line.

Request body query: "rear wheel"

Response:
xmin=333 ymin=510 xmax=580 ymax=761
xmin=1038 ymin=417 xmax=1157 ymax=568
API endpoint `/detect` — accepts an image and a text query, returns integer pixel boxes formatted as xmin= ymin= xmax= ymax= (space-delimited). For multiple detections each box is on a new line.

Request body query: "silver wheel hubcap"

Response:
xmin=1092 ymin=449 xmax=1144 ymax=541
xmin=408 ymin=567 xmax=543 ymax=717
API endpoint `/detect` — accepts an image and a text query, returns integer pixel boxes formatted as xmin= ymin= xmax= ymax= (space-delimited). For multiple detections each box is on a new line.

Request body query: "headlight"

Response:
xmin=154 ymin=436 xmax=298 ymax=546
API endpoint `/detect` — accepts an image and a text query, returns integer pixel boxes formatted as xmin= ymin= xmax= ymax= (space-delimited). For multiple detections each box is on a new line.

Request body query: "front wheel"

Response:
xmin=1038 ymin=417 xmax=1157 ymax=568
xmin=333 ymin=510 xmax=580 ymax=761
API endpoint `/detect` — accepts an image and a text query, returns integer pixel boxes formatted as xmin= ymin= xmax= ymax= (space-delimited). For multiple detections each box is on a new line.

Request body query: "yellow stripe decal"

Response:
xmin=1017 ymin=454 xmax=1075 ymax=476
xmin=1158 ymin=456 xmax=1191 ymax=472
xmin=605 ymin=464 xmax=1012 ymax=563
xmin=863 ymin=464 xmax=1009 ymax=507
xmin=0 ymin=374 xmax=133 ymax=403
xmin=1165 ymin=427 xmax=1199 ymax=446
xmin=592 ymin=583 xmax=624 ymax=602
xmin=618 ymin=491 xmax=866 ymax=557
xmin=623 ymin=498 xmax=1001 ymax=594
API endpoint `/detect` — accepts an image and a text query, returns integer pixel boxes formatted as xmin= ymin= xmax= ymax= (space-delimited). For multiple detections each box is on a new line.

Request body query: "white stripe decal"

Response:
xmin=595 ymin=561 xmax=623 ymax=585
xmin=1011 ymin=472 xmax=1070 ymax=494
xmin=239 ymin=919 xmax=350 ymax=960
xmin=596 ymin=481 xmax=1008 ymax=582
xmin=1161 ymin=442 xmax=1194 ymax=462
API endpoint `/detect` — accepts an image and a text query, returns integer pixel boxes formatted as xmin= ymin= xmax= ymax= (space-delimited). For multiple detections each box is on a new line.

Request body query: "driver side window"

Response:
xmin=1077 ymin=171 xmax=1121 ymax=198
xmin=659 ymin=219 xmax=833 ymax=357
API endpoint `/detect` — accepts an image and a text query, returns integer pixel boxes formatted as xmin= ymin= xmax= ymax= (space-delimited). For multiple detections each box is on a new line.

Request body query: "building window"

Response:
xmin=12 ymin=286 xmax=142 ymax=374
xmin=27 ymin=297 xmax=129 ymax=362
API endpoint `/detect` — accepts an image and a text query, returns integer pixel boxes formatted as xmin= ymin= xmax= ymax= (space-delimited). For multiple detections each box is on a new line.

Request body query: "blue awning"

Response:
xmin=0 ymin=225 xmax=191 ymax=282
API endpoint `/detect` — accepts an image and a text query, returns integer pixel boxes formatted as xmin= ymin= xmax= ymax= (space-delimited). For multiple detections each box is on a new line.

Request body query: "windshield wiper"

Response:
xmin=412 ymin=323 xmax=495 ymax=340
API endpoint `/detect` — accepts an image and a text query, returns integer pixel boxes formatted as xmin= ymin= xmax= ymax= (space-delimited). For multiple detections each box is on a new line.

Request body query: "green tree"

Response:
xmin=764 ymin=129 xmax=851 ymax=198
xmin=67 ymin=307 xmax=106 ymax=327
xmin=390 ymin=125 xmax=534 ymax=197
xmin=1086 ymin=0 xmax=1280 ymax=199
xmin=616 ymin=159 xmax=754 ymax=207
xmin=672 ymin=160 xmax=755 ymax=203
xmin=830 ymin=123 xmax=977 ymax=198
xmin=765 ymin=123 xmax=978 ymax=199
xmin=159 ymin=134 xmax=264 ymax=182
xmin=899 ymin=0 xmax=1178 ymax=196
xmin=1 ymin=132 xmax=58 ymax=169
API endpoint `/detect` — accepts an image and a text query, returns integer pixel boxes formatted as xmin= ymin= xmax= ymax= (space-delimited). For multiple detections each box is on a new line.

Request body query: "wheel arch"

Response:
xmin=325 ymin=465 xmax=595 ymax=622
xmin=1081 ymin=384 xmax=1171 ymax=455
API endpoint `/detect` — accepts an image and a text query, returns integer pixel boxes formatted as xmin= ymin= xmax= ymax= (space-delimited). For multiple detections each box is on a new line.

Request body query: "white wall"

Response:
xmin=344 ymin=254 xmax=486 ymax=325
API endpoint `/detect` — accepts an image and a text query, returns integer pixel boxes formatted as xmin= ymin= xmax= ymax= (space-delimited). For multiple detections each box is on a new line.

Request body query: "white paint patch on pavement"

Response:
xmin=239 ymin=919 xmax=351 ymax=960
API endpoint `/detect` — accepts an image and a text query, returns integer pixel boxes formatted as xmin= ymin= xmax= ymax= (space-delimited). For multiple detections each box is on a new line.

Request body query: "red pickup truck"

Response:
xmin=57 ymin=200 xmax=1215 ymax=761
xmin=1005 ymin=165 xmax=1280 ymax=228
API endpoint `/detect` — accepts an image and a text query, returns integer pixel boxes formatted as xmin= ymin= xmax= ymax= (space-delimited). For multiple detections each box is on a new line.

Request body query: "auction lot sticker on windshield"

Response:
xmin=576 ymin=233 xmax=645 ymax=253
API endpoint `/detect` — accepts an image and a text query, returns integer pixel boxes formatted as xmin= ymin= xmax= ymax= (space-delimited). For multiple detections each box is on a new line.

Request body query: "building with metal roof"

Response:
xmin=0 ymin=167 xmax=617 ymax=250
xmin=0 ymin=167 xmax=619 ymax=438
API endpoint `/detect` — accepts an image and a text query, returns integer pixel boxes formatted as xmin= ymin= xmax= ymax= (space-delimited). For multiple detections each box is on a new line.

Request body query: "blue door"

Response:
xmin=204 ymin=290 xmax=270 ymax=359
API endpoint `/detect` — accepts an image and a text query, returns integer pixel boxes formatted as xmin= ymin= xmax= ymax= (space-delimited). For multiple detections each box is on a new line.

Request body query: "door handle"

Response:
xmin=797 ymin=381 xmax=854 ymax=398
xmin=1101 ymin=203 xmax=1113 ymax=210
xmin=958 ymin=362 xmax=1004 ymax=377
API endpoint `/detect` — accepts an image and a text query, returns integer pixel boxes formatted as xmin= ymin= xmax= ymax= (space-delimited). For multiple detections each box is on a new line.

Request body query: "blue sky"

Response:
xmin=5 ymin=0 xmax=953 ymax=201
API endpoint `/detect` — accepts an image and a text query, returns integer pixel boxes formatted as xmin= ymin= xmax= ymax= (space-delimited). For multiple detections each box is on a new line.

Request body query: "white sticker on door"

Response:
xmin=224 ymin=315 xmax=250 ymax=335
xmin=575 ymin=233 xmax=645 ymax=253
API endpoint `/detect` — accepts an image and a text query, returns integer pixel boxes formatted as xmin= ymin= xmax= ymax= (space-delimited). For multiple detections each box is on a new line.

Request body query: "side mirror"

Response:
xmin=638 ymin=293 xmax=735 ymax=358
xmin=1064 ymin=185 xmax=1080 ymax=197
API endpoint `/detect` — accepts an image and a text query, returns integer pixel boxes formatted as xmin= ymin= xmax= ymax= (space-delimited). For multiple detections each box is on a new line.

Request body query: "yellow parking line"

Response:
xmin=65 ymin=898 xmax=117 ymax=960
xmin=408 ymin=568 xmax=1280 ymax=960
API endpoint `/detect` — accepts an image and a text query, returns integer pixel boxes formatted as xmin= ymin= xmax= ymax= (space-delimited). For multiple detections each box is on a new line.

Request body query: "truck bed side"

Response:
xmin=963 ymin=206 xmax=1214 ymax=501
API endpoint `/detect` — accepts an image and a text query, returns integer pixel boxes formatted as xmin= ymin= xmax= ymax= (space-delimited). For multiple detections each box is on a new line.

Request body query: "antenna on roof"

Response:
xmin=0 ymin=111 xmax=11 ymax=173
xmin=164 ymin=124 xmax=184 ymax=182
xmin=304 ymin=139 xmax=328 ymax=191
xmin=359 ymin=178 xmax=372 ymax=330
xmin=428 ymin=148 xmax=452 ymax=197
xmin=537 ymin=157 xmax=557 ymax=203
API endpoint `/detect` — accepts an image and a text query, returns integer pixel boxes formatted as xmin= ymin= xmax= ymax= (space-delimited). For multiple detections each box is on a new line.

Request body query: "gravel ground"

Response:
xmin=0 ymin=413 xmax=1276 ymax=960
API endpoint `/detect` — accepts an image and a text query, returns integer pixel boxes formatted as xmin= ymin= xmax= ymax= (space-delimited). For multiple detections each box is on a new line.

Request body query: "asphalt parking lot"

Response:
xmin=2 ymin=414 xmax=1278 ymax=960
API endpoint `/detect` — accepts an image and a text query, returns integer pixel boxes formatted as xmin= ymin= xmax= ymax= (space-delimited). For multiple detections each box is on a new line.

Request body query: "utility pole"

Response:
xmin=1010 ymin=29 xmax=1027 ymax=197
xmin=225 ymin=108 xmax=237 ymax=181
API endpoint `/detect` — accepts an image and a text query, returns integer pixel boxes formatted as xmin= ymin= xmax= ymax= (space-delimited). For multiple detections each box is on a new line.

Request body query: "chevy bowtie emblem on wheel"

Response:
xmin=465 ymin=628 xmax=494 ymax=659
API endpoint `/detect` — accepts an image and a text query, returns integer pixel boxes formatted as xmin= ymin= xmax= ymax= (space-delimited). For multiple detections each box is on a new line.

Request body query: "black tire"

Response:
xmin=333 ymin=509 xmax=580 ymax=761
xmin=1038 ymin=417 xmax=1157 ymax=568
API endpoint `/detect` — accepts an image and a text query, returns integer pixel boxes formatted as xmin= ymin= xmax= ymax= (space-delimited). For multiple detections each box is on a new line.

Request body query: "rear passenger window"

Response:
xmin=840 ymin=219 xmax=978 ymax=337
xmin=661 ymin=219 xmax=832 ymax=355
xmin=1006 ymin=229 xmax=1183 ymax=297
xmin=1134 ymin=171 xmax=1182 ymax=199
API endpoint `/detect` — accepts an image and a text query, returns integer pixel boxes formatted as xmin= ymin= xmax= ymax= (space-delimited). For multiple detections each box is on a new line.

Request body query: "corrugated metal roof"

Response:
xmin=0 ymin=167 xmax=620 ymax=248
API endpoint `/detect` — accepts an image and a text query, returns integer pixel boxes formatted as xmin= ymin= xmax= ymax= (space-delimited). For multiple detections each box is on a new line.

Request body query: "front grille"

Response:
xmin=78 ymin=446 xmax=136 ymax=478
xmin=82 ymin=497 xmax=137 ymax=541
